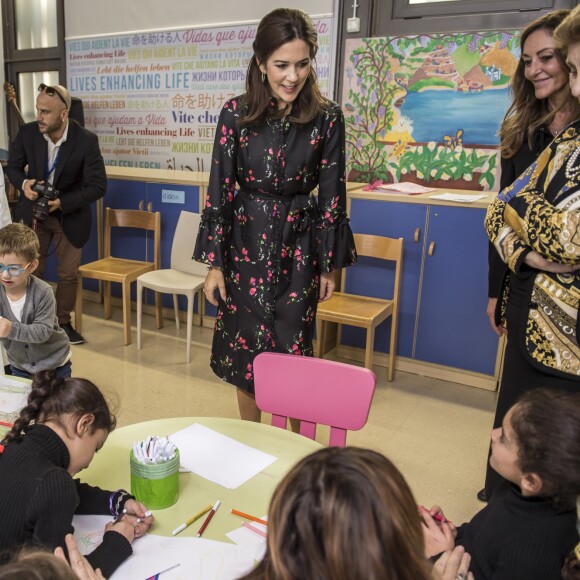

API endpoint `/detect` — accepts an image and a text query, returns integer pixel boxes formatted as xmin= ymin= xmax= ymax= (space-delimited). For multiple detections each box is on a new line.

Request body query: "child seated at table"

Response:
xmin=0 ymin=224 xmax=71 ymax=379
xmin=0 ymin=369 xmax=154 ymax=578
xmin=422 ymin=389 xmax=580 ymax=580
xmin=239 ymin=446 xmax=472 ymax=580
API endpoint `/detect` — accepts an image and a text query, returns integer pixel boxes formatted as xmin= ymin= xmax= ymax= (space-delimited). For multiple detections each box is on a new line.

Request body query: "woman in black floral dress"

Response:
xmin=194 ymin=8 xmax=357 ymax=420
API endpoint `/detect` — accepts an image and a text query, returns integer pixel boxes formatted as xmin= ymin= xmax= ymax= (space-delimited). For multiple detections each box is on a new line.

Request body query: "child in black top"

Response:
xmin=423 ymin=389 xmax=580 ymax=580
xmin=0 ymin=370 xmax=154 ymax=578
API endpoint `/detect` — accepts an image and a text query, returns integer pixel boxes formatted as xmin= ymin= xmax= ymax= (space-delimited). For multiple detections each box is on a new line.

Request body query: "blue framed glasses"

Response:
xmin=0 ymin=263 xmax=31 ymax=277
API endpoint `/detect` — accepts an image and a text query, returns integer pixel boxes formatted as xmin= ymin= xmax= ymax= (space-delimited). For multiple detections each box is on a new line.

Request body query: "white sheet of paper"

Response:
xmin=429 ymin=193 xmax=487 ymax=202
xmin=72 ymin=515 xmax=180 ymax=579
xmin=156 ymin=536 xmax=256 ymax=579
xmin=226 ymin=520 xmax=267 ymax=563
xmin=169 ymin=423 xmax=277 ymax=489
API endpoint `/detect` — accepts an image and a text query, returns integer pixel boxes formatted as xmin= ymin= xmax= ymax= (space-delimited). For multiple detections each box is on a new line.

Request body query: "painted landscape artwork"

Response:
xmin=342 ymin=31 xmax=521 ymax=190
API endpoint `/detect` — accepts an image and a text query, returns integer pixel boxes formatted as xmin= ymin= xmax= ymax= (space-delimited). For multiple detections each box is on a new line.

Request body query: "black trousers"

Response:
xmin=484 ymin=302 xmax=580 ymax=497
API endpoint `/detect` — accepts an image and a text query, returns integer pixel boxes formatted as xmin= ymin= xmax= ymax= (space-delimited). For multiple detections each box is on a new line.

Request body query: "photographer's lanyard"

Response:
xmin=45 ymin=146 xmax=61 ymax=185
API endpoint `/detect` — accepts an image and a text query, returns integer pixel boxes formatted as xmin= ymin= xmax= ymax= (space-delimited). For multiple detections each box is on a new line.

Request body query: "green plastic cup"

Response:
xmin=130 ymin=449 xmax=180 ymax=510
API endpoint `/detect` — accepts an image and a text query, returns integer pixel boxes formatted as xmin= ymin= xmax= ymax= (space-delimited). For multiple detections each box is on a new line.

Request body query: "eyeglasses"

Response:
xmin=0 ymin=263 xmax=31 ymax=277
xmin=38 ymin=83 xmax=68 ymax=108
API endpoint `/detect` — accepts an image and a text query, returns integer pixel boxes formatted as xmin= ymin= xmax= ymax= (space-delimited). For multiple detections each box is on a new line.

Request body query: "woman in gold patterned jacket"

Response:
xmin=484 ymin=5 xmax=580 ymax=497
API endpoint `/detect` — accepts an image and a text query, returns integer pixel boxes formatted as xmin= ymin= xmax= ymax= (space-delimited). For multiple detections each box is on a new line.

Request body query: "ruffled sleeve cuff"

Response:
xmin=193 ymin=210 xmax=232 ymax=269
xmin=316 ymin=214 xmax=357 ymax=273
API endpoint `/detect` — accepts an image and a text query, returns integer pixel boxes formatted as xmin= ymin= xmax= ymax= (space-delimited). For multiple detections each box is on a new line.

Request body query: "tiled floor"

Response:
xmin=73 ymin=301 xmax=497 ymax=525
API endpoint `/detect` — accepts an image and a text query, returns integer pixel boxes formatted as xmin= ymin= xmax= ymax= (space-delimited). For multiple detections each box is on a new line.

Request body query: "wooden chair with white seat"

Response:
xmin=315 ymin=233 xmax=403 ymax=381
xmin=75 ymin=207 xmax=161 ymax=346
xmin=136 ymin=211 xmax=207 ymax=363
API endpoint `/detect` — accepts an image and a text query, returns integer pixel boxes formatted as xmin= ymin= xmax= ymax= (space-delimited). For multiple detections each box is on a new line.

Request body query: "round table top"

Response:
xmin=80 ymin=417 xmax=322 ymax=541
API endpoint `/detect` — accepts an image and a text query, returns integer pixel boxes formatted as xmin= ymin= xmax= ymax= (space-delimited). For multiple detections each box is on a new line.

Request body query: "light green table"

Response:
xmin=80 ymin=417 xmax=322 ymax=542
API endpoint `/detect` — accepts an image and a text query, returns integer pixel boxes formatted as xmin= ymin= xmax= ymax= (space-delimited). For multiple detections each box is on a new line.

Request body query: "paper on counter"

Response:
xmin=169 ymin=423 xmax=277 ymax=489
xmin=429 ymin=193 xmax=487 ymax=203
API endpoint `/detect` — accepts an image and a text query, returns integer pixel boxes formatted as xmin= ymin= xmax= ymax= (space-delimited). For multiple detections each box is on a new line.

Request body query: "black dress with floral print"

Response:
xmin=194 ymin=96 xmax=357 ymax=393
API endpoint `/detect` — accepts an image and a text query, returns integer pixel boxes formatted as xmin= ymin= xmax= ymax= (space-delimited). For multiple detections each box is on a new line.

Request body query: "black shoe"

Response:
xmin=61 ymin=323 xmax=85 ymax=345
xmin=477 ymin=488 xmax=488 ymax=503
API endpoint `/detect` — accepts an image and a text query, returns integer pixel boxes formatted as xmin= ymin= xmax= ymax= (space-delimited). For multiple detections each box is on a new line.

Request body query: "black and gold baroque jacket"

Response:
xmin=485 ymin=121 xmax=580 ymax=378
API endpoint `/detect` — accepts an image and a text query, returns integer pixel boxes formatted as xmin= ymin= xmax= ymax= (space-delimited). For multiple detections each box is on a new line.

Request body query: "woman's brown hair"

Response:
xmin=240 ymin=8 xmax=327 ymax=127
xmin=1 ymin=370 xmax=116 ymax=445
xmin=240 ymin=447 xmax=432 ymax=580
xmin=499 ymin=9 xmax=580 ymax=158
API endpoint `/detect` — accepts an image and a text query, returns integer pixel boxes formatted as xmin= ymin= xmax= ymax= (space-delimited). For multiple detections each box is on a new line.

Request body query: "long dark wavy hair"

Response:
xmin=240 ymin=8 xmax=327 ymax=127
xmin=240 ymin=447 xmax=433 ymax=580
xmin=1 ymin=370 xmax=116 ymax=445
xmin=499 ymin=9 xmax=580 ymax=157
xmin=510 ymin=389 xmax=580 ymax=510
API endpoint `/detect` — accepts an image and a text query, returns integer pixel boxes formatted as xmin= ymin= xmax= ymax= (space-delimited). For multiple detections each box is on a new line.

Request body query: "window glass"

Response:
xmin=15 ymin=0 xmax=58 ymax=50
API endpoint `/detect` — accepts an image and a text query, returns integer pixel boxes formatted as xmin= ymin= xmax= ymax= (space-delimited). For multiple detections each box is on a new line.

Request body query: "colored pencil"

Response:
xmin=230 ymin=508 xmax=268 ymax=526
xmin=242 ymin=521 xmax=267 ymax=538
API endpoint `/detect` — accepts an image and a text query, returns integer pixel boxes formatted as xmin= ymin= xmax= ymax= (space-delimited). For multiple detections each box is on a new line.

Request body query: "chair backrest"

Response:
xmin=254 ymin=352 xmax=376 ymax=447
xmin=343 ymin=234 xmax=404 ymax=300
xmin=171 ymin=211 xmax=208 ymax=277
xmin=104 ymin=208 xmax=161 ymax=268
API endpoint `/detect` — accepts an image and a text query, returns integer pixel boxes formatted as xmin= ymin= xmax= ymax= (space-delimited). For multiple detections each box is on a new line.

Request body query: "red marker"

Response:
xmin=196 ymin=500 xmax=220 ymax=538
xmin=418 ymin=505 xmax=447 ymax=523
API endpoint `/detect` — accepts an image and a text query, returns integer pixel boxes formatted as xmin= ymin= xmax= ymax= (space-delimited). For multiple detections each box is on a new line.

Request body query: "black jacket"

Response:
xmin=7 ymin=119 xmax=106 ymax=248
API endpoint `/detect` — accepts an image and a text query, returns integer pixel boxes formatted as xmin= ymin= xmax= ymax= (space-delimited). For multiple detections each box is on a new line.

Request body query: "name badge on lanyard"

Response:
xmin=45 ymin=147 xmax=61 ymax=183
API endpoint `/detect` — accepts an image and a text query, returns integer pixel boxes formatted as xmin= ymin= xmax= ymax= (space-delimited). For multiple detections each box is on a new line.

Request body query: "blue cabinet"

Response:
xmin=414 ymin=206 xmax=498 ymax=375
xmin=342 ymin=196 xmax=499 ymax=380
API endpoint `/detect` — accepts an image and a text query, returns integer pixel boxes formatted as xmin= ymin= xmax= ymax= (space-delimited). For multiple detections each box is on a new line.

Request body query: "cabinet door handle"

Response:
xmin=414 ymin=227 xmax=421 ymax=243
xmin=147 ymin=201 xmax=153 ymax=212
xmin=138 ymin=200 xmax=144 ymax=211
xmin=428 ymin=241 xmax=436 ymax=256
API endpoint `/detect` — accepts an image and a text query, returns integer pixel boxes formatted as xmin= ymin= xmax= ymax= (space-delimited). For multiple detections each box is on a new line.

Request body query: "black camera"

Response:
xmin=31 ymin=182 xmax=60 ymax=222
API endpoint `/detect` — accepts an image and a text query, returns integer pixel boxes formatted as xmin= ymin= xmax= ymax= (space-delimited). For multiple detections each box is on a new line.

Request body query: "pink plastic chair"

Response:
xmin=253 ymin=352 xmax=377 ymax=447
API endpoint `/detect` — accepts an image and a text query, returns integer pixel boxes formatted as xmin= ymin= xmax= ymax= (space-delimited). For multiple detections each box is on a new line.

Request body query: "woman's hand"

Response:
xmin=319 ymin=271 xmax=335 ymax=302
xmin=204 ymin=268 xmax=226 ymax=306
xmin=524 ymin=251 xmax=580 ymax=274
xmin=54 ymin=534 xmax=105 ymax=580
xmin=487 ymin=298 xmax=507 ymax=337
xmin=432 ymin=546 xmax=474 ymax=580
xmin=421 ymin=508 xmax=455 ymax=558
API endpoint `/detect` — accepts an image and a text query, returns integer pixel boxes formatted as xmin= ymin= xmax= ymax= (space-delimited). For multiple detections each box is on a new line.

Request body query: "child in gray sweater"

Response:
xmin=0 ymin=224 xmax=70 ymax=378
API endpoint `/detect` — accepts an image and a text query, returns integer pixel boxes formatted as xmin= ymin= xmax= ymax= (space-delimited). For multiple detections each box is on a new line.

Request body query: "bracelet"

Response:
xmin=109 ymin=489 xmax=133 ymax=517
xmin=207 ymin=265 xmax=222 ymax=271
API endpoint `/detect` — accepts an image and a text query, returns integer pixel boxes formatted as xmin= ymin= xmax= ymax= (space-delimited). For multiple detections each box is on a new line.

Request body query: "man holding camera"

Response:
xmin=7 ymin=84 xmax=106 ymax=344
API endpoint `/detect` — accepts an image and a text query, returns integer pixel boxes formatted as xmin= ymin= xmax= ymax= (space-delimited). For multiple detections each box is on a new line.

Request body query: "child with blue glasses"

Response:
xmin=0 ymin=223 xmax=71 ymax=378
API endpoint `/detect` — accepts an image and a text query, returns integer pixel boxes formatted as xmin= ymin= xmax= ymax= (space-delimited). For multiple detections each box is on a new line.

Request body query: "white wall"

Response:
xmin=64 ymin=0 xmax=334 ymax=38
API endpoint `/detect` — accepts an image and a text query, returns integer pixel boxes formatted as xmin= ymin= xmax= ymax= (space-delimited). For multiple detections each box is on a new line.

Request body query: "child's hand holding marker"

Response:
xmin=132 ymin=436 xmax=176 ymax=465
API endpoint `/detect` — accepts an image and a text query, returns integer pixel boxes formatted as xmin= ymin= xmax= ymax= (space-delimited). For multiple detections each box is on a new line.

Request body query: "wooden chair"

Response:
xmin=75 ymin=208 xmax=161 ymax=345
xmin=136 ymin=211 xmax=207 ymax=363
xmin=315 ymin=234 xmax=403 ymax=381
xmin=254 ymin=352 xmax=376 ymax=447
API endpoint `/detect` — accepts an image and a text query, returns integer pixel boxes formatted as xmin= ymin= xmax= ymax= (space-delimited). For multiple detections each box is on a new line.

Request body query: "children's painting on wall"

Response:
xmin=342 ymin=31 xmax=521 ymax=190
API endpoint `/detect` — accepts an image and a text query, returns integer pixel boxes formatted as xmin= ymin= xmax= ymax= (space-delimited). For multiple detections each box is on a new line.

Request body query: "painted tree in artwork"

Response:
xmin=345 ymin=38 xmax=401 ymax=182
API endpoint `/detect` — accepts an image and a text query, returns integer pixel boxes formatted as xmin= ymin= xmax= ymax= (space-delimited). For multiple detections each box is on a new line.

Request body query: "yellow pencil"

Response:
xmin=172 ymin=504 xmax=212 ymax=535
